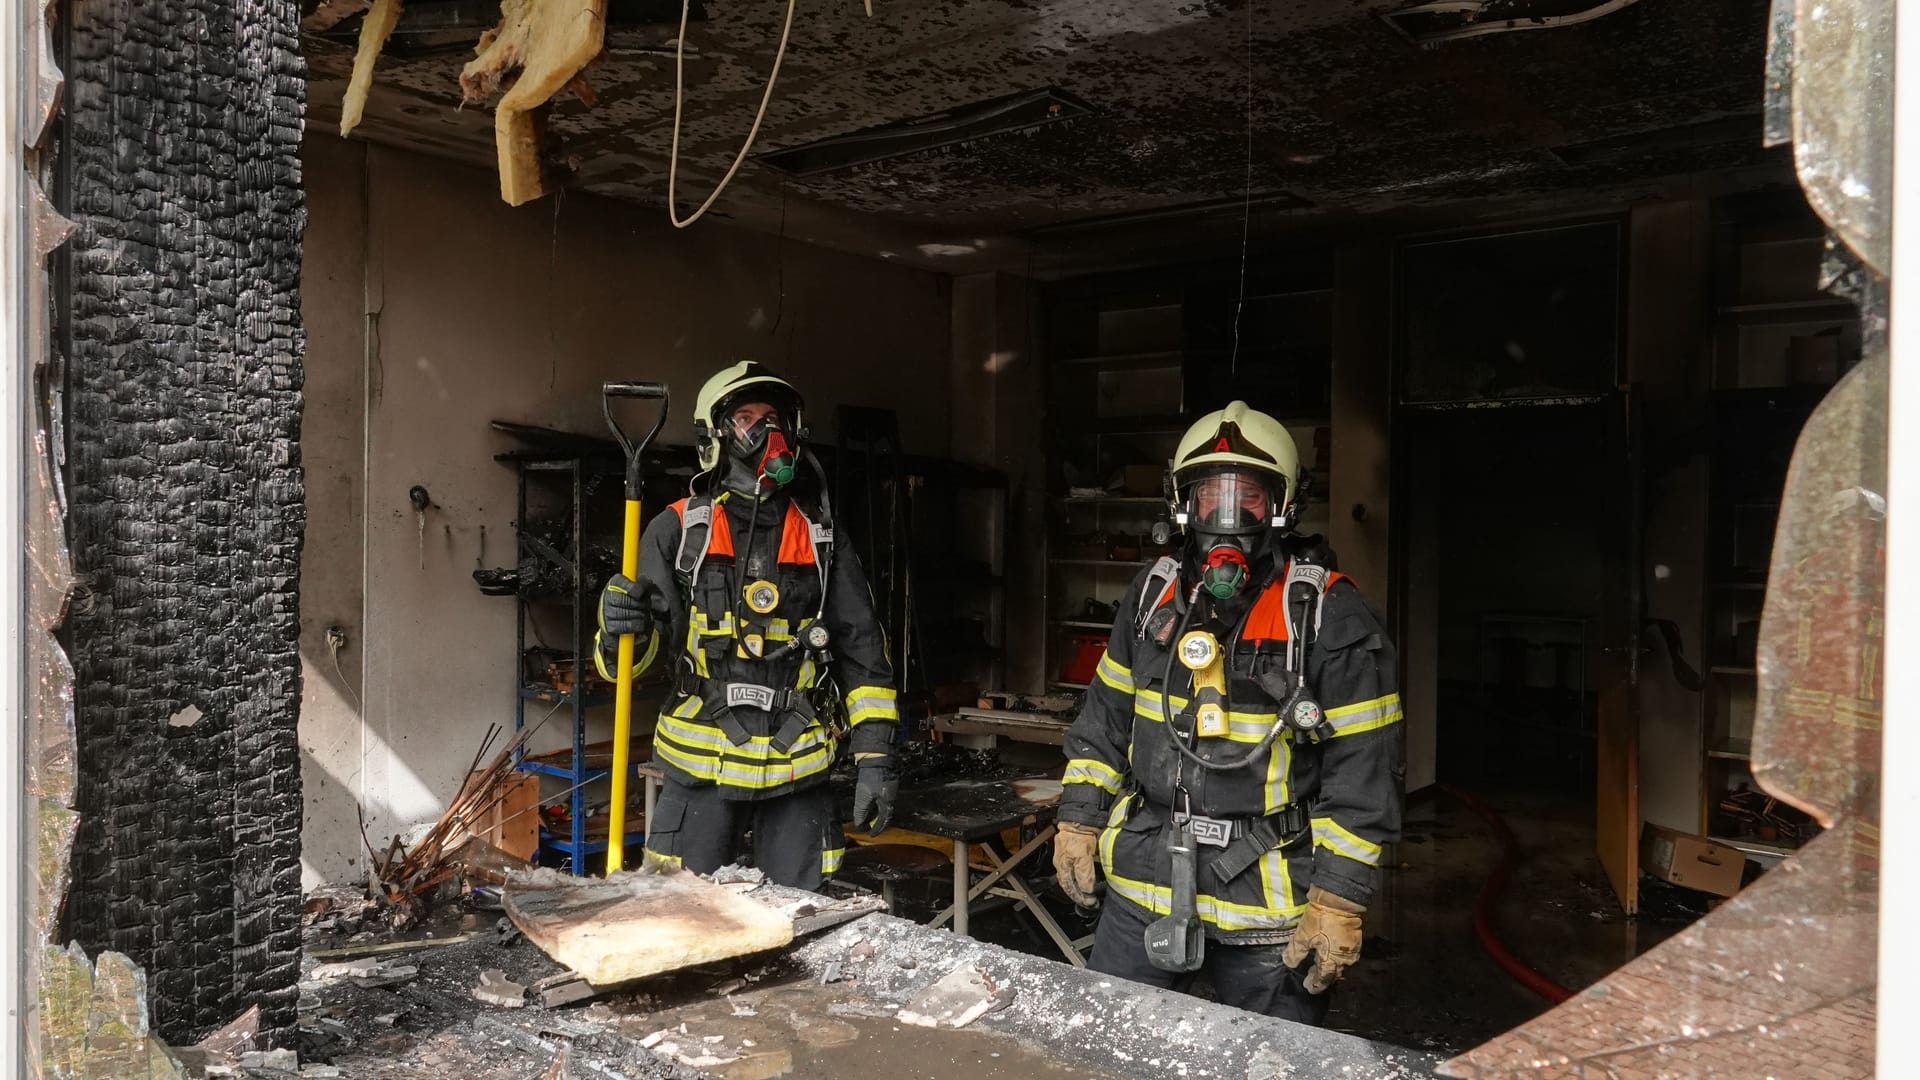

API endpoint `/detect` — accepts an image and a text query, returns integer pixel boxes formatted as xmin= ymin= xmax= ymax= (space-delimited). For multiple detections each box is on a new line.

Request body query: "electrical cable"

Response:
xmin=331 ymin=643 xmax=362 ymax=714
xmin=667 ymin=0 xmax=798 ymax=228
xmin=1437 ymin=784 xmax=1576 ymax=1004
xmin=1229 ymin=0 xmax=1255 ymax=374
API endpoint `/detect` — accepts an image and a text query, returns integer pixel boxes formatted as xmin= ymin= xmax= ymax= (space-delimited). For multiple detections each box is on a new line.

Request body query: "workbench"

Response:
xmin=928 ymin=708 xmax=1073 ymax=747
xmin=637 ymin=764 xmax=1089 ymax=966
xmin=884 ymin=776 xmax=1087 ymax=967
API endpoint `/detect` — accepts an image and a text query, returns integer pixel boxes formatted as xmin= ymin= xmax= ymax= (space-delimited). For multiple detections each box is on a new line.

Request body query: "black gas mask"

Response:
xmin=718 ymin=400 xmax=800 ymax=495
xmin=1175 ymin=469 xmax=1281 ymax=599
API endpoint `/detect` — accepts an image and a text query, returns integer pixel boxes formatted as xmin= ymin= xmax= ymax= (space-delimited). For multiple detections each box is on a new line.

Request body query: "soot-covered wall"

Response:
xmin=59 ymin=0 xmax=308 ymax=1044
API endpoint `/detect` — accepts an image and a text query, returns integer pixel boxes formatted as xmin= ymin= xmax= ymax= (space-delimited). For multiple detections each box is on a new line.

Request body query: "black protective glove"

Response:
xmin=598 ymin=573 xmax=655 ymax=641
xmin=851 ymin=759 xmax=899 ymax=835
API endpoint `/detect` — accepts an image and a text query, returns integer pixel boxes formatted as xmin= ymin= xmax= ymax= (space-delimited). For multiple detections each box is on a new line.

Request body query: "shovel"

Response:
xmin=601 ymin=380 xmax=670 ymax=873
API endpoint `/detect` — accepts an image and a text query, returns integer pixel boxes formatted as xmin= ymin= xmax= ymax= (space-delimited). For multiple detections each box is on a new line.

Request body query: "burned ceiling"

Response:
xmin=304 ymin=0 xmax=1785 ymax=268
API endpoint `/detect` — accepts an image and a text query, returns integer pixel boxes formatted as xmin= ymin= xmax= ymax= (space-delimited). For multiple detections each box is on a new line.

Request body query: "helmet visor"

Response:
xmin=1186 ymin=471 xmax=1274 ymax=530
xmin=724 ymin=400 xmax=785 ymax=451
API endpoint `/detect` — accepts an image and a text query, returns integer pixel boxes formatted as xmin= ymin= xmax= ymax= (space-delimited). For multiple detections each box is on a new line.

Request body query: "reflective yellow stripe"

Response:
xmin=1325 ymin=694 xmax=1403 ymax=737
xmin=846 ymin=685 xmax=899 ymax=726
xmin=1132 ymin=690 xmax=1281 ymax=744
xmin=1263 ymin=725 xmax=1292 ymax=813
xmin=1101 ymin=870 xmax=1302 ymax=931
xmin=1312 ymin=816 xmax=1383 ymax=866
xmin=1258 ymin=845 xmax=1302 ymax=916
xmin=1095 ymin=651 xmax=1133 ymax=693
xmin=687 ymin=615 xmax=710 ymax=678
xmin=656 ymin=713 xmax=835 ymax=760
xmin=641 ymin=849 xmax=682 ymax=870
xmin=654 ymin=739 xmax=837 ymax=789
xmin=822 ymin=847 xmax=845 ymax=875
xmin=1062 ymin=758 xmax=1123 ymax=794
xmin=1096 ymin=794 xmax=1303 ymax=931
xmin=653 ymin=740 xmax=718 ymax=780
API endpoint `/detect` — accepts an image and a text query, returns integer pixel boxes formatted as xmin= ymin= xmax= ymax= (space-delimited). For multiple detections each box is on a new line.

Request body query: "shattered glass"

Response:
xmin=1752 ymin=352 xmax=1886 ymax=823
xmin=33 ymin=944 xmax=187 ymax=1080
xmin=1787 ymin=0 xmax=1893 ymax=273
xmin=1761 ymin=0 xmax=1794 ymax=148
xmin=32 ymin=801 xmax=78 ymax=946
xmin=26 ymin=421 xmax=76 ymax=808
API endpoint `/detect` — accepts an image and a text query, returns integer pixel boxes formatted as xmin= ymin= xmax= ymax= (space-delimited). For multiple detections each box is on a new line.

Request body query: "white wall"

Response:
xmin=300 ymin=138 xmax=952 ymax=887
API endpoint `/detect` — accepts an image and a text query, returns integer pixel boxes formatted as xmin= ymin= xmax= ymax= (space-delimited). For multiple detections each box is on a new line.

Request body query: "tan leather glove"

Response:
xmin=1052 ymin=821 xmax=1103 ymax=908
xmin=1282 ymin=885 xmax=1366 ymax=993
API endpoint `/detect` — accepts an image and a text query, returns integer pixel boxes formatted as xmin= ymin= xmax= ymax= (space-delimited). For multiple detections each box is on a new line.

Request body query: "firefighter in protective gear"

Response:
xmin=1052 ymin=401 xmax=1402 ymax=1025
xmin=595 ymin=361 xmax=900 ymax=891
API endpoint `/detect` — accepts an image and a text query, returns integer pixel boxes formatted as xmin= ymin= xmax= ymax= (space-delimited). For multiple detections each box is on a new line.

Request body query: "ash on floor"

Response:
xmin=292 ymin=925 xmax=1118 ymax=1080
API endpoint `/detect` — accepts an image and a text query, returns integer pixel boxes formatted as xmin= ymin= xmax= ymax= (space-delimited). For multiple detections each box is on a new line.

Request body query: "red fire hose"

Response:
xmin=1436 ymin=784 xmax=1575 ymax=1004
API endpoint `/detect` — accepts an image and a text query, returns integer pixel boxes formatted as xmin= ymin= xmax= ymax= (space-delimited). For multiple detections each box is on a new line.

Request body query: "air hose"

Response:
xmin=1437 ymin=784 xmax=1575 ymax=1004
xmin=1159 ymin=584 xmax=1290 ymax=772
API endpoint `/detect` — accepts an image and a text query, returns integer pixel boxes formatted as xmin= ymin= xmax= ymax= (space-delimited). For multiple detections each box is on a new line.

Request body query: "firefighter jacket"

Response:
xmin=1058 ymin=557 xmax=1403 ymax=940
xmin=595 ymin=490 xmax=899 ymax=801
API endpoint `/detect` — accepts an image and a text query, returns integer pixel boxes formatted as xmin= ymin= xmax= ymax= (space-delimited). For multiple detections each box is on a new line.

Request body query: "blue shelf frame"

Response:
xmin=508 ymin=455 xmax=631 ymax=875
xmin=540 ymin=831 xmax=649 ymax=859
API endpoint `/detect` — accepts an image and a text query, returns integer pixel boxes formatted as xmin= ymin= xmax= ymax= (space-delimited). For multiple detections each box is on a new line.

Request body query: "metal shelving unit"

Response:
xmin=1697 ymin=214 xmax=1855 ymax=856
xmin=1039 ymin=264 xmax=1336 ymax=692
xmin=504 ymin=453 xmax=644 ymax=874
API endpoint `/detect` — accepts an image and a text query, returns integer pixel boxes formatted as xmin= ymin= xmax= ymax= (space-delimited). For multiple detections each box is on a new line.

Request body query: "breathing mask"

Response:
xmin=1175 ymin=469 xmax=1279 ymax=598
xmin=718 ymin=400 xmax=800 ymax=494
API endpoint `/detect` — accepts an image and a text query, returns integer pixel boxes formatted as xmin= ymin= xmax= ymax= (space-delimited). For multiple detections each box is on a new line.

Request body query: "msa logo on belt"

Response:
xmin=726 ymin=684 xmax=777 ymax=711
xmin=1175 ymin=813 xmax=1233 ymax=848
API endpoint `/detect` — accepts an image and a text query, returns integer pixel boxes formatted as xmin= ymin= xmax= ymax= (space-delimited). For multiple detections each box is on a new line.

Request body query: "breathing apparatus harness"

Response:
xmin=1143 ymin=465 xmax=1331 ymax=768
xmin=1146 ymin=558 xmax=1334 ymax=774
xmin=672 ymin=423 xmax=844 ymax=753
xmin=1134 ymin=556 xmax=1332 ymax=973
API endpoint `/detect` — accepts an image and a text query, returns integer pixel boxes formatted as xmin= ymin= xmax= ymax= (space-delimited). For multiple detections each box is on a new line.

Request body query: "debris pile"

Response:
xmin=364 ymin=723 xmax=541 ymax=926
xmin=893 ymin=739 xmax=1005 ymax=786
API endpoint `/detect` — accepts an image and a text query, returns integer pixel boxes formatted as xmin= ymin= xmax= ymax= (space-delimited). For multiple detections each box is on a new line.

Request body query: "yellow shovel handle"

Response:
xmin=606 ymin=498 xmax=643 ymax=873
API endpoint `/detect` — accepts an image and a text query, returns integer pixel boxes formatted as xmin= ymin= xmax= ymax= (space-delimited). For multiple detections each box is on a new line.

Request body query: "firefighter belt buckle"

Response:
xmin=726 ymin=683 xmax=777 ymax=711
xmin=1173 ymin=811 xmax=1234 ymax=848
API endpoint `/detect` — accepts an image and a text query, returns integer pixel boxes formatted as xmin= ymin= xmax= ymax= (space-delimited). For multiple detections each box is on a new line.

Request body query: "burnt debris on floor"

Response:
xmin=280 ymin=899 xmax=1442 ymax=1080
xmin=279 ymin=775 xmax=1725 ymax=1074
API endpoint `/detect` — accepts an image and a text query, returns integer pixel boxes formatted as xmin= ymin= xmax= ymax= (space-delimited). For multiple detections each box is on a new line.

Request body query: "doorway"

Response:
xmin=1402 ymin=403 xmax=1612 ymax=795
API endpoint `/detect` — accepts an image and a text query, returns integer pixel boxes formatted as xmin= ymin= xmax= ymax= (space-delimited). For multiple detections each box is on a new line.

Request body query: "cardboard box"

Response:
xmin=471 ymin=770 xmax=540 ymax=862
xmin=1641 ymin=823 xmax=1746 ymax=897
